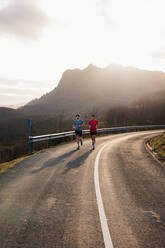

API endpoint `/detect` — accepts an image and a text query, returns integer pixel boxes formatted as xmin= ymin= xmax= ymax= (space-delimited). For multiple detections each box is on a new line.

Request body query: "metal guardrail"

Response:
xmin=28 ymin=125 xmax=165 ymax=153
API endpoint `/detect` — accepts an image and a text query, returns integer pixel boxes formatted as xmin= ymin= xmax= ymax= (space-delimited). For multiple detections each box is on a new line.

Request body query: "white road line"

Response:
xmin=94 ymin=142 xmax=114 ymax=248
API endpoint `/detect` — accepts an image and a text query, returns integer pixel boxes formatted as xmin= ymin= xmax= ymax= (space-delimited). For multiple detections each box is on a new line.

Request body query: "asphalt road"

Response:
xmin=0 ymin=130 xmax=165 ymax=248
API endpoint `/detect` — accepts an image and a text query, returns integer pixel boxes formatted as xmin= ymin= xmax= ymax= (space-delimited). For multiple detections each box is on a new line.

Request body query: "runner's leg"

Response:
xmin=80 ymin=135 xmax=83 ymax=145
xmin=77 ymin=135 xmax=81 ymax=149
xmin=76 ymin=135 xmax=79 ymax=147
xmin=92 ymin=135 xmax=96 ymax=149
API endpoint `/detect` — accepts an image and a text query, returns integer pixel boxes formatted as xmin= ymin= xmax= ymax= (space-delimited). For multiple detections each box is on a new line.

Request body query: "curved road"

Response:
xmin=0 ymin=130 xmax=165 ymax=248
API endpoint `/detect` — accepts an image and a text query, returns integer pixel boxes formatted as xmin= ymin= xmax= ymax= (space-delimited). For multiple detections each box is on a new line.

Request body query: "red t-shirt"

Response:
xmin=88 ymin=119 xmax=98 ymax=132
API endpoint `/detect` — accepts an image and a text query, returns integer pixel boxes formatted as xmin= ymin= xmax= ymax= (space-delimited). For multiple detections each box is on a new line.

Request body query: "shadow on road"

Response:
xmin=30 ymin=149 xmax=77 ymax=174
xmin=62 ymin=150 xmax=92 ymax=174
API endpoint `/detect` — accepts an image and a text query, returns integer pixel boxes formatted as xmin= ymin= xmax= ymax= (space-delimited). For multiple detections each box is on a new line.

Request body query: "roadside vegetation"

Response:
xmin=149 ymin=133 xmax=165 ymax=160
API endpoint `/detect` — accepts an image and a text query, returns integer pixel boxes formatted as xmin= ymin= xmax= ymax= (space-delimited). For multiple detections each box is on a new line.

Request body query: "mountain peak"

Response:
xmin=84 ymin=64 xmax=99 ymax=71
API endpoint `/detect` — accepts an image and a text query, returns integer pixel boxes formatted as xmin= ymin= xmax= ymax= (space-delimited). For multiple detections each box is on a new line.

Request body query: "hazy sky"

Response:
xmin=0 ymin=0 xmax=165 ymax=106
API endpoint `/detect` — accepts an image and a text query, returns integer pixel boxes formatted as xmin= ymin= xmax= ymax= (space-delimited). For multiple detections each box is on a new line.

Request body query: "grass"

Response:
xmin=149 ymin=132 xmax=165 ymax=160
xmin=0 ymin=155 xmax=31 ymax=175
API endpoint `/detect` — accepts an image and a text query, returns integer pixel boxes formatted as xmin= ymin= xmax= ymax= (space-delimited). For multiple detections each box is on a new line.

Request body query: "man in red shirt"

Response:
xmin=88 ymin=114 xmax=98 ymax=150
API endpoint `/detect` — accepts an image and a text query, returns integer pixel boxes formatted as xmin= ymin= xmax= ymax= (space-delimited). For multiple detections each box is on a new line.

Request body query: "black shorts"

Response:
xmin=90 ymin=131 xmax=97 ymax=136
xmin=75 ymin=130 xmax=82 ymax=137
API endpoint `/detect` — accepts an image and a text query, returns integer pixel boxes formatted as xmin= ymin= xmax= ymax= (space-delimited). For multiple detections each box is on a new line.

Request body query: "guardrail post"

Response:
xmin=27 ymin=119 xmax=33 ymax=154
xmin=29 ymin=140 xmax=33 ymax=154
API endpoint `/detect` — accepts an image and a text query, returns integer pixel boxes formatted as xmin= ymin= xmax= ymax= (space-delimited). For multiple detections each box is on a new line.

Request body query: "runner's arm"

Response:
xmin=80 ymin=120 xmax=84 ymax=128
xmin=73 ymin=121 xmax=76 ymax=129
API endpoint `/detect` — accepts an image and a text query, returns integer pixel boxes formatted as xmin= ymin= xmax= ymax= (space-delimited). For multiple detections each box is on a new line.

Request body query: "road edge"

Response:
xmin=145 ymin=140 xmax=165 ymax=167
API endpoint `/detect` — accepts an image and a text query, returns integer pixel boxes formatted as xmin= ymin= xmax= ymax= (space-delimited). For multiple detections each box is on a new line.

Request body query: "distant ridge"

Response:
xmin=0 ymin=107 xmax=25 ymax=121
xmin=19 ymin=64 xmax=165 ymax=116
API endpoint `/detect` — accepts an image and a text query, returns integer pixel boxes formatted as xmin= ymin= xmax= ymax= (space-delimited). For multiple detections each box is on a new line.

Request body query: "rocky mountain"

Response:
xmin=19 ymin=64 xmax=165 ymax=117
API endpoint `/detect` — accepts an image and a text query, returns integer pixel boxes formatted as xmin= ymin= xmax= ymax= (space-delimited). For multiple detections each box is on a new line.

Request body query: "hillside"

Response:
xmin=19 ymin=64 xmax=165 ymax=117
xmin=0 ymin=107 xmax=25 ymax=121
xmin=104 ymin=89 xmax=165 ymax=127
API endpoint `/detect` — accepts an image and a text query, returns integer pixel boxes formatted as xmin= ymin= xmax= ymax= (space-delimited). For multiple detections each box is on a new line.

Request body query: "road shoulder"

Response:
xmin=145 ymin=133 xmax=165 ymax=167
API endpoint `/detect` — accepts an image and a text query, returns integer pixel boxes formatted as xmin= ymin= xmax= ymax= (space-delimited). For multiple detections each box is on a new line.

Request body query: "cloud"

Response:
xmin=0 ymin=94 xmax=30 ymax=106
xmin=0 ymin=0 xmax=51 ymax=39
xmin=151 ymin=50 xmax=165 ymax=60
xmin=0 ymin=77 xmax=47 ymax=89
xmin=101 ymin=0 xmax=118 ymax=28
xmin=0 ymin=77 xmax=50 ymax=106
xmin=0 ymin=75 xmax=58 ymax=106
